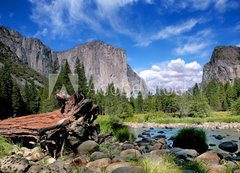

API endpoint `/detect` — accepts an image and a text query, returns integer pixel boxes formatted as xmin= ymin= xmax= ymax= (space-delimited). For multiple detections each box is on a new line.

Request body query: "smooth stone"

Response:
xmin=26 ymin=150 xmax=45 ymax=161
xmin=70 ymin=156 xmax=87 ymax=167
xmin=86 ymin=158 xmax=111 ymax=172
xmin=90 ymin=152 xmax=108 ymax=161
xmin=219 ymin=141 xmax=238 ymax=153
xmin=44 ymin=160 xmax=70 ymax=173
xmin=209 ymin=144 xmax=216 ymax=147
xmin=106 ymin=162 xmax=131 ymax=173
xmin=208 ymin=165 xmax=226 ymax=173
xmin=171 ymin=148 xmax=199 ymax=160
xmin=27 ymin=165 xmax=43 ymax=173
xmin=158 ymin=130 xmax=164 ymax=134
xmin=77 ymin=140 xmax=98 ymax=154
xmin=195 ymin=152 xmax=220 ymax=164
xmin=149 ymin=149 xmax=170 ymax=159
xmin=112 ymin=166 xmax=143 ymax=173
xmin=120 ymin=149 xmax=141 ymax=158
xmin=213 ymin=135 xmax=224 ymax=140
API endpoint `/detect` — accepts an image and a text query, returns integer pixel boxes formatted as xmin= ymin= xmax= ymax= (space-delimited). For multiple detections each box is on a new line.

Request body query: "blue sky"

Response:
xmin=0 ymin=0 xmax=240 ymax=92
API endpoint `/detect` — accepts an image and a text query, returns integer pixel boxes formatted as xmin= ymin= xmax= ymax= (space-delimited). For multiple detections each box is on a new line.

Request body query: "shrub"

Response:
xmin=114 ymin=126 xmax=136 ymax=142
xmin=0 ymin=136 xmax=13 ymax=158
xmin=231 ymin=99 xmax=240 ymax=115
xmin=172 ymin=127 xmax=208 ymax=154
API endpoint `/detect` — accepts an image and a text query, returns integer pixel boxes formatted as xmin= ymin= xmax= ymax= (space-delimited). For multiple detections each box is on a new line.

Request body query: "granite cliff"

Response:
xmin=0 ymin=25 xmax=147 ymax=96
xmin=202 ymin=46 xmax=240 ymax=86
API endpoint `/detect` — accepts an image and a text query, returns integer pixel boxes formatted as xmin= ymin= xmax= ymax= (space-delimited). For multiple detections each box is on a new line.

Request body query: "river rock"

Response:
xmin=77 ymin=140 xmax=98 ymax=154
xmin=70 ymin=156 xmax=87 ymax=167
xmin=195 ymin=152 xmax=220 ymax=164
xmin=0 ymin=155 xmax=30 ymax=173
xmin=25 ymin=150 xmax=45 ymax=161
xmin=44 ymin=160 xmax=70 ymax=173
xmin=106 ymin=162 xmax=131 ymax=172
xmin=112 ymin=166 xmax=143 ymax=173
xmin=27 ymin=165 xmax=43 ymax=173
xmin=219 ymin=141 xmax=238 ymax=153
xmin=120 ymin=143 xmax=135 ymax=150
xmin=213 ymin=135 xmax=224 ymax=140
xmin=149 ymin=149 xmax=170 ymax=159
xmin=120 ymin=149 xmax=141 ymax=158
xmin=90 ymin=151 xmax=108 ymax=161
xmin=208 ymin=165 xmax=226 ymax=173
xmin=86 ymin=158 xmax=111 ymax=172
xmin=171 ymin=148 xmax=199 ymax=161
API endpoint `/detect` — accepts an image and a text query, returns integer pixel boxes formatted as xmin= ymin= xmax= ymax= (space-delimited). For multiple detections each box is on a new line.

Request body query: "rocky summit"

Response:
xmin=0 ymin=25 xmax=147 ymax=96
xmin=202 ymin=46 xmax=240 ymax=86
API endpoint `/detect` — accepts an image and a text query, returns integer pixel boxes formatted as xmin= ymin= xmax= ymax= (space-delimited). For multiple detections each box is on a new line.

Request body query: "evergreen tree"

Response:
xmin=225 ymin=82 xmax=236 ymax=109
xmin=55 ymin=61 xmax=74 ymax=95
xmin=11 ymin=79 xmax=25 ymax=117
xmin=75 ymin=59 xmax=88 ymax=95
xmin=22 ymin=81 xmax=40 ymax=114
xmin=88 ymin=75 xmax=95 ymax=98
xmin=135 ymin=91 xmax=143 ymax=113
xmin=193 ymin=83 xmax=200 ymax=97
xmin=0 ymin=66 xmax=13 ymax=118
xmin=203 ymin=80 xmax=221 ymax=111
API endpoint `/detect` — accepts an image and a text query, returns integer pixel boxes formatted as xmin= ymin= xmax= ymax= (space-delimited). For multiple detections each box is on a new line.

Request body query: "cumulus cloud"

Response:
xmin=139 ymin=58 xmax=202 ymax=93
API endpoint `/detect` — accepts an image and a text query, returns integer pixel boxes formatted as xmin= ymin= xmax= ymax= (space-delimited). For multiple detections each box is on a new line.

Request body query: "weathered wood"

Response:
xmin=0 ymin=91 xmax=100 ymax=157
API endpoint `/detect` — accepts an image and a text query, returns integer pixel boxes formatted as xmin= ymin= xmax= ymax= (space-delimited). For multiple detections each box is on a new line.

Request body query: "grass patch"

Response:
xmin=122 ymin=111 xmax=240 ymax=124
xmin=95 ymin=115 xmax=136 ymax=142
xmin=0 ymin=136 xmax=13 ymax=158
xmin=183 ymin=160 xmax=208 ymax=173
xmin=142 ymin=154 xmax=183 ymax=173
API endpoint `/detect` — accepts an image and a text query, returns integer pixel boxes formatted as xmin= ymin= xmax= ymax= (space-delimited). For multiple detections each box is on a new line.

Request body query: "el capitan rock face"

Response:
xmin=202 ymin=46 xmax=240 ymax=86
xmin=0 ymin=25 xmax=147 ymax=96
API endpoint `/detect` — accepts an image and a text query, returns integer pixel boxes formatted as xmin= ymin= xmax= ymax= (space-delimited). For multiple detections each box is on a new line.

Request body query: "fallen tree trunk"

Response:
xmin=0 ymin=91 xmax=100 ymax=157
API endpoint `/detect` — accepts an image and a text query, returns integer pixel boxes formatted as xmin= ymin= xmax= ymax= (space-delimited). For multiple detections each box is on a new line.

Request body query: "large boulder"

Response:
xmin=77 ymin=140 xmax=98 ymax=154
xmin=195 ymin=152 xmax=220 ymax=164
xmin=171 ymin=148 xmax=199 ymax=161
xmin=0 ymin=155 xmax=30 ymax=173
xmin=86 ymin=158 xmax=111 ymax=172
xmin=219 ymin=141 xmax=238 ymax=153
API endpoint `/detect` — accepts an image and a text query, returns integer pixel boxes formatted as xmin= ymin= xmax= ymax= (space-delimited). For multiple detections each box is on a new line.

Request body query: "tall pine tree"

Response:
xmin=12 ymin=79 xmax=25 ymax=117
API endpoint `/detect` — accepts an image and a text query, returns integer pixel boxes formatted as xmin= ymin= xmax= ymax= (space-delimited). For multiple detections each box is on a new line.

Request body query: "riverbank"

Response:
xmin=124 ymin=122 xmax=240 ymax=131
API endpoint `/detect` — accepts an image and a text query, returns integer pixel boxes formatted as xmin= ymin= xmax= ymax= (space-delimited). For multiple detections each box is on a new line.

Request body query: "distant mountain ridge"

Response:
xmin=0 ymin=25 xmax=147 ymax=96
xmin=202 ymin=46 xmax=240 ymax=86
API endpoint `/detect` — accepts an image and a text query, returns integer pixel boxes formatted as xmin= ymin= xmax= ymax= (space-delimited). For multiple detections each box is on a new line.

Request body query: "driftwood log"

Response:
xmin=0 ymin=91 xmax=100 ymax=158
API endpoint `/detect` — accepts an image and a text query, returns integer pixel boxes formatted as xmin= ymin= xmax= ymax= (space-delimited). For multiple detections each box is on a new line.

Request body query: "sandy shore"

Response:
xmin=124 ymin=122 xmax=240 ymax=131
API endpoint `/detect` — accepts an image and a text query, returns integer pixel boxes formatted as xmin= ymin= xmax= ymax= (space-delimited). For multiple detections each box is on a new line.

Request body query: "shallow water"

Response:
xmin=131 ymin=127 xmax=240 ymax=153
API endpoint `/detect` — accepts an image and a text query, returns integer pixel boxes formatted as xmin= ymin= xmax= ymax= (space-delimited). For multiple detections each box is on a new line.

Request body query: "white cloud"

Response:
xmin=136 ymin=19 xmax=199 ymax=46
xmin=139 ymin=58 xmax=202 ymax=93
xmin=174 ymin=29 xmax=213 ymax=56
xmin=175 ymin=43 xmax=208 ymax=55
xmin=161 ymin=0 xmax=239 ymax=12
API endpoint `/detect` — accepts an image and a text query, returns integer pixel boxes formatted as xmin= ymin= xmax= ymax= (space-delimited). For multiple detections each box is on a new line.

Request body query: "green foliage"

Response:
xmin=193 ymin=83 xmax=200 ymax=97
xmin=12 ymin=79 xmax=25 ymax=117
xmin=22 ymin=81 xmax=40 ymax=114
xmin=54 ymin=61 xmax=75 ymax=95
xmin=142 ymin=154 xmax=183 ymax=173
xmin=135 ymin=91 xmax=143 ymax=113
xmin=183 ymin=160 xmax=208 ymax=173
xmin=114 ymin=126 xmax=136 ymax=142
xmin=0 ymin=65 xmax=13 ymax=118
xmin=75 ymin=59 xmax=88 ymax=96
xmin=189 ymin=96 xmax=210 ymax=117
xmin=173 ymin=127 xmax=208 ymax=154
xmin=0 ymin=136 xmax=13 ymax=158
xmin=231 ymin=98 xmax=240 ymax=115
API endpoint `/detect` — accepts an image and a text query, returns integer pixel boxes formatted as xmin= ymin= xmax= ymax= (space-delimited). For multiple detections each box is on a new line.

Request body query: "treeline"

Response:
xmin=1 ymin=58 xmax=240 ymax=119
